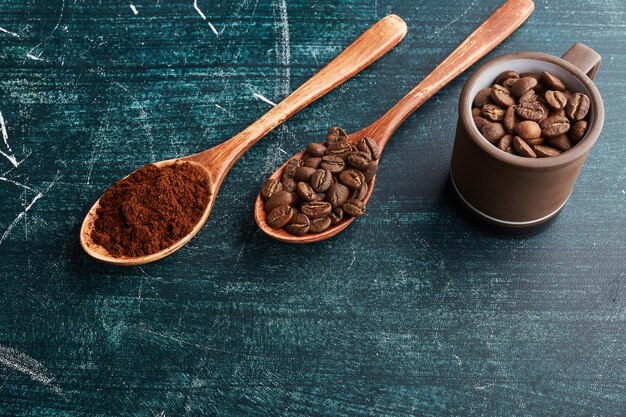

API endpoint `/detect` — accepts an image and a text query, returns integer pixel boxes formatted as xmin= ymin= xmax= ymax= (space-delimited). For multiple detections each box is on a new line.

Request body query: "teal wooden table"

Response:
xmin=1 ymin=1 xmax=625 ymax=415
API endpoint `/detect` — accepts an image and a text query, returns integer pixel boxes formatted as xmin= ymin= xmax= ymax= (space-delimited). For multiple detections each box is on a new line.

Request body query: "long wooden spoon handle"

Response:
xmin=368 ymin=0 xmax=534 ymax=142
xmin=191 ymin=15 xmax=407 ymax=173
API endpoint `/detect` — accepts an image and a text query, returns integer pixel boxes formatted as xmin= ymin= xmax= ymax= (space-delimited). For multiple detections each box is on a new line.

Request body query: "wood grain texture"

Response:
xmin=0 ymin=0 xmax=625 ymax=416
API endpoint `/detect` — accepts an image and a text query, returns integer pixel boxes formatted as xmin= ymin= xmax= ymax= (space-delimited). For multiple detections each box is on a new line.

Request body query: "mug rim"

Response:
xmin=460 ymin=51 xmax=604 ymax=170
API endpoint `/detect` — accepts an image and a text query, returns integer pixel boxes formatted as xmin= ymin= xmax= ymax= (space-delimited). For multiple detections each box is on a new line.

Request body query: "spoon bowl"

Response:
xmin=254 ymin=137 xmax=378 ymax=243
xmin=80 ymin=160 xmax=215 ymax=265
xmin=255 ymin=0 xmax=535 ymax=243
xmin=80 ymin=15 xmax=408 ymax=265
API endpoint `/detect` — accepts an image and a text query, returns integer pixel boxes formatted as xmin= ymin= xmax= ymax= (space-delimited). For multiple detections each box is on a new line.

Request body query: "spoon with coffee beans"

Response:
xmin=80 ymin=15 xmax=408 ymax=265
xmin=255 ymin=0 xmax=535 ymax=243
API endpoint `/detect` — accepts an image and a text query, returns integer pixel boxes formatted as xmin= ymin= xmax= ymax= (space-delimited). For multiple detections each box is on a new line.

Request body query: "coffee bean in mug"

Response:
xmin=471 ymin=70 xmax=592 ymax=158
xmin=259 ymin=127 xmax=379 ymax=235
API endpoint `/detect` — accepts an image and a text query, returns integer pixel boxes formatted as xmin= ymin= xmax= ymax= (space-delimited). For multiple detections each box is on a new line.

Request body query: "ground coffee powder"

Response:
xmin=91 ymin=162 xmax=211 ymax=257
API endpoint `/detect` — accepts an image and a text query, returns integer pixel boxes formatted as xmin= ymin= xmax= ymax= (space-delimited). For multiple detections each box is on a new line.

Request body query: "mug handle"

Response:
xmin=562 ymin=43 xmax=601 ymax=80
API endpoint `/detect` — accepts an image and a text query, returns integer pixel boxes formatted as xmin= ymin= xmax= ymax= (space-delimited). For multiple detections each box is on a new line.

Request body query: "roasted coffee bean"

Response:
xmin=297 ymin=181 xmax=320 ymax=201
xmin=362 ymin=162 xmax=378 ymax=183
xmin=474 ymin=116 xmax=490 ymax=130
xmin=303 ymin=157 xmax=321 ymax=169
xmin=309 ymin=216 xmax=332 ymax=234
xmin=498 ymin=134 xmax=514 ymax=153
xmin=320 ymin=155 xmax=345 ymax=173
xmin=306 ymin=142 xmax=326 ymax=157
xmin=524 ymin=137 xmax=544 ymax=146
xmin=544 ymin=90 xmax=568 ymax=110
xmin=261 ymin=178 xmax=282 ymax=200
xmin=310 ymin=168 xmax=332 ymax=192
xmin=502 ymin=77 xmax=518 ymax=89
xmin=541 ymin=71 xmax=565 ymax=91
xmin=357 ymin=137 xmax=381 ymax=161
xmin=503 ymin=106 xmax=518 ymax=133
xmin=570 ymin=120 xmax=588 ymax=143
xmin=482 ymin=104 xmax=505 ymax=122
xmin=352 ymin=183 xmax=368 ymax=201
xmin=266 ymin=205 xmax=295 ymax=228
xmin=513 ymin=136 xmax=537 ymax=158
xmin=566 ymin=92 xmax=591 ymax=120
xmin=328 ymin=207 xmax=344 ymax=225
xmin=516 ymin=120 xmax=541 ymax=139
xmin=490 ymin=84 xmax=516 ymax=108
xmin=325 ymin=182 xmax=350 ymax=209
xmin=473 ymin=88 xmax=493 ymax=107
xmin=495 ymin=70 xmax=519 ymax=85
xmin=293 ymin=166 xmax=316 ymax=182
xmin=326 ymin=141 xmax=353 ymax=159
xmin=520 ymin=73 xmax=543 ymax=83
xmin=533 ymin=144 xmax=561 ymax=157
xmin=481 ymin=122 xmax=506 ymax=143
xmin=283 ymin=158 xmax=303 ymax=178
xmin=516 ymin=102 xmax=547 ymax=121
xmin=347 ymin=151 xmax=371 ymax=169
xmin=471 ymin=107 xmax=482 ymax=117
xmin=301 ymin=201 xmax=332 ymax=219
xmin=342 ymin=198 xmax=366 ymax=217
xmin=284 ymin=213 xmax=310 ymax=235
xmin=518 ymin=90 xmax=538 ymax=106
xmin=326 ymin=126 xmax=348 ymax=143
xmin=540 ymin=116 xmax=570 ymax=138
xmin=265 ymin=190 xmax=298 ymax=213
xmin=546 ymin=134 xmax=573 ymax=151
xmin=511 ymin=76 xmax=538 ymax=97
xmin=281 ymin=177 xmax=297 ymax=192
xmin=339 ymin=169 xmax=365 ymax=190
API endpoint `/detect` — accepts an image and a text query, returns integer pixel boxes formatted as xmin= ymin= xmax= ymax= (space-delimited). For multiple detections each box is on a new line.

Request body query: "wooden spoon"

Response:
xmin=80 ymin=15 xmax=407 ymax=265
xmin=255 ymin=0 xmax=535 ymax=243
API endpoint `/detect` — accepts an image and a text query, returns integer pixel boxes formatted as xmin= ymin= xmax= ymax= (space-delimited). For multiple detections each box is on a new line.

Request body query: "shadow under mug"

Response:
xmin=450 ymin=43 xmax=604 ymax=230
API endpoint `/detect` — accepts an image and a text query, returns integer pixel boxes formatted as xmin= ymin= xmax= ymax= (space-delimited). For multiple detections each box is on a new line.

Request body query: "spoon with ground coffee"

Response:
xmin=255 ymin=0 xmax=535 ymax=243
xmin=80 ymin=15 xmax=408 ymax=265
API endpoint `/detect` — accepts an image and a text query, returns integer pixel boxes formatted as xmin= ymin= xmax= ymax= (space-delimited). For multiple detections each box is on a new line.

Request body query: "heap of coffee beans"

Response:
xmin=259 ymin=127 xmax=379 ymax=235
xmin=472 ymin=70 xmax=591 ymax=158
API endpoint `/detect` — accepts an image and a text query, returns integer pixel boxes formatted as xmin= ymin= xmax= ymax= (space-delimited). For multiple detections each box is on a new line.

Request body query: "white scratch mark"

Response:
xmin=0 ymin=179 xmax=56 ymax=246
xmin=621 ymin=190 xmax=625 ymax=195
xmin=0 ymin=111 xmax=12 ymax=153
xmin=348 ymin=251 xmax=357 ymax=269
xmin=26 ymin=53 xmax=45 ymax=62
xmin=475 ymin=383 xmax=495 ymax=390
xmin=0 ymin=176 xmax=32 ymax=191
xmin=26 ymin=0 xmax=65 ymax=61
xmin=429 ymin=0 xmax=477 ymax=39
xmin=274 ymin=0 xmax=291 ymax=97
xmin=207 ymin=21 xmax=219 ymax=36
xmin=453 ymin=354 xmax=462 ymax=366
xmin=0 ymin=345 xmax=65 ymax=398
xmin=278 ymin=148 xmax=287 ymax=155
xmin=130 ymin=4 xmax=138 ymax=15
xmin=0 ymin=27 xmax=20 ymax=38
xmin=193 ymin=0 xmax=207 ymax=20
xmin=253 ymin=92 xmax=277 ymax=107
xmin=0 ymin=111 xmax=19 ymax=167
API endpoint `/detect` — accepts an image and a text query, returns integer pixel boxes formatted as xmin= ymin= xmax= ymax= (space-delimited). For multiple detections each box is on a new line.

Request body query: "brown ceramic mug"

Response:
xmin=450 ymin=43 xmax=604 ymax=229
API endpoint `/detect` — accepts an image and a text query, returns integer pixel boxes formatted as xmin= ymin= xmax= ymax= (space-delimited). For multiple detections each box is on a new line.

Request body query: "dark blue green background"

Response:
xmin=1 ymin=0 xmax=624 ymax=415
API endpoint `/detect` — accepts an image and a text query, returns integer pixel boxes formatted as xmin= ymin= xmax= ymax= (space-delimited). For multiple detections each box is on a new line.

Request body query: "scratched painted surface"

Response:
xmin=0 ymin=0 xmax=625 ymax=415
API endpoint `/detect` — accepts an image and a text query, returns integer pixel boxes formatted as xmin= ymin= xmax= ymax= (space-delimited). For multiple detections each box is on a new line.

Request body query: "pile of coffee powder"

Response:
xmin=91 ymin=162 xmax=211 ymax=257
